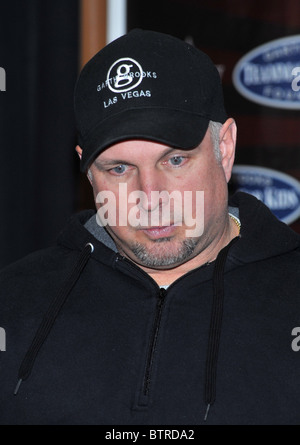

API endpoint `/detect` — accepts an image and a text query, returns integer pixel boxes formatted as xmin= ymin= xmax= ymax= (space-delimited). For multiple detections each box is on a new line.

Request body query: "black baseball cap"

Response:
xmin=74 ymin=29 xmax=227 ymax=172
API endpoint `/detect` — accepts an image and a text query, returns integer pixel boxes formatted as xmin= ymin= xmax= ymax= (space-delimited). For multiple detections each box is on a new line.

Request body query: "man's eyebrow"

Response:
xmin=158 ymin=146 xmax=192 ymax=160
xmin=161 ymin=147 xmax=178 ymax=156
xmin=159 ymin=146 xmax=196 ymax=159
xmin=94 ymin=159 xmax=132 ymax=168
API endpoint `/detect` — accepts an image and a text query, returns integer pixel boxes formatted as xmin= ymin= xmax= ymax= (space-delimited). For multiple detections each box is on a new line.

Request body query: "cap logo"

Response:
xmin=107 ymin=58 xmax=143 ymax=93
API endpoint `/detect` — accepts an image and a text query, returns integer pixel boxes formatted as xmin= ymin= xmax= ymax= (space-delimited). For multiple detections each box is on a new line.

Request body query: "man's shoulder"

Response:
xmin=0 ymin=244 xmax=79 ymax=301
xmin=1 ymin=245 xmax=69 ymax=274
xmin=0 ymin=209 xmax=96 ymax=283
xmin=0 ymin=245 xmax=87 ymax=324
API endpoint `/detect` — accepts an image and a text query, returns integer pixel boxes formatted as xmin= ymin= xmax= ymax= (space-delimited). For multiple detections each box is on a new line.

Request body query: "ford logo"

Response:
xmin=232 ymin=35 xmax=300 ymax=109
xmin=231 ymin=165 xmax=300 ymax=225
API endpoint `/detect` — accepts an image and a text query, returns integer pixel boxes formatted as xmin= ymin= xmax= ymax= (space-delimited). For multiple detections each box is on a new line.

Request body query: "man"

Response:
xmin=0 ymin=29 xmax=300 ymax=425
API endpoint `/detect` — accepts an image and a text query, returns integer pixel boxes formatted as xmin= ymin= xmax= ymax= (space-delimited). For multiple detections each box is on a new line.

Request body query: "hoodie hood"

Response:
xmin=227 ymin=192 xmax=300 ymax=264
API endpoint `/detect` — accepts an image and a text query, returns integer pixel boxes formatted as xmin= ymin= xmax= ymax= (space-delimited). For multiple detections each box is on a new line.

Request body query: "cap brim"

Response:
xmin=80 ymin=108 xmax=210 ymax=171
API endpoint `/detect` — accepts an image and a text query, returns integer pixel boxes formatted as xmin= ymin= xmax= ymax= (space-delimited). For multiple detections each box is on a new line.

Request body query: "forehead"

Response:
xmin=94 ymin=129 xmax=211 ymax=164
xmin=96 ymin=140 xmax=174 ymax=162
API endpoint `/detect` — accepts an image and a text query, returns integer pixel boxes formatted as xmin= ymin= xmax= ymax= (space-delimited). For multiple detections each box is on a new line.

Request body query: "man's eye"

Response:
xmin=110 ymin=165 xmax=127 ymax=175
xmin=168 ymin=156 xmax=185 ymax=166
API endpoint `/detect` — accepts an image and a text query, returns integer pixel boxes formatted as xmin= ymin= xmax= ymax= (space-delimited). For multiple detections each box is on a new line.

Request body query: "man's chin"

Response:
xmin=125 ymin=238 xmax=200 ymax=269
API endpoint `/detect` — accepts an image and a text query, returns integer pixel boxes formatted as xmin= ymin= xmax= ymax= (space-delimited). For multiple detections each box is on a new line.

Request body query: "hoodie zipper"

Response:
xmin=115 ymin=254 xmax=168 ymax=406
xmin=115 ymin=253 xmax=217 ymax=408
xmin=142 ymin=287 xmax=167 ymax=398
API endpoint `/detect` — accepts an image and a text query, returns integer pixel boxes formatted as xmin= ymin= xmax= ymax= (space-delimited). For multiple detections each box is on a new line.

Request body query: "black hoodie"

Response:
xmin=0 ymin=192 xmax=300 ymax=425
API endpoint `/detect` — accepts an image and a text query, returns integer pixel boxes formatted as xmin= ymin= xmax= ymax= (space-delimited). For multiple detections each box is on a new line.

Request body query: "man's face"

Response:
xmin=89 ymin=121 xmax=235 ymax=271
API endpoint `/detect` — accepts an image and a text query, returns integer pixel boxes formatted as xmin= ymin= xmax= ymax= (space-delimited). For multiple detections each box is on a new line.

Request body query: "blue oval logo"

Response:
xmin=232 ymin=35 xmax=300 ymax=109
xmin=231 ymin=165 xmax=300 ymax=224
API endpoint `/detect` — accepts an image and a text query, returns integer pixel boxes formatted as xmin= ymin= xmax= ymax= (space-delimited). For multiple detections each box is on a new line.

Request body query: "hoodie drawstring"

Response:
xmin=14 ymin=243 xmax=94 ymax=395
xmin=204 ymin=236 xmax=239 ymax=421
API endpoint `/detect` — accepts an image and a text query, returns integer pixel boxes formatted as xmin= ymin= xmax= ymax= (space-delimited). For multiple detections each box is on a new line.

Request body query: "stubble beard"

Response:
xmin=130 ymin=236 xmax=201 ymax=268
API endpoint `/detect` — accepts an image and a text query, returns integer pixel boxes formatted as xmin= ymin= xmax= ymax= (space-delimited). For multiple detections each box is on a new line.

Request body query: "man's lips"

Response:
xmin=140 ymin=224 xmax=176 ymax=238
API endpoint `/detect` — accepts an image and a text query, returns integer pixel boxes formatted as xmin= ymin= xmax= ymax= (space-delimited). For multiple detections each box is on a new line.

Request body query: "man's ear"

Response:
xmin=75 ymin=145 xmax=93 ymax=185
xmin=75 ymin=145 xmax=83 ymax=160
xmin=219 ymin=118 xmax=237 ymax=183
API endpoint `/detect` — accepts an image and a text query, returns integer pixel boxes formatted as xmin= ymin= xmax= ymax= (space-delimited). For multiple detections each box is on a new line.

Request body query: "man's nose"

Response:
xmin=136 ymin=171 xmax=169 ymax=212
